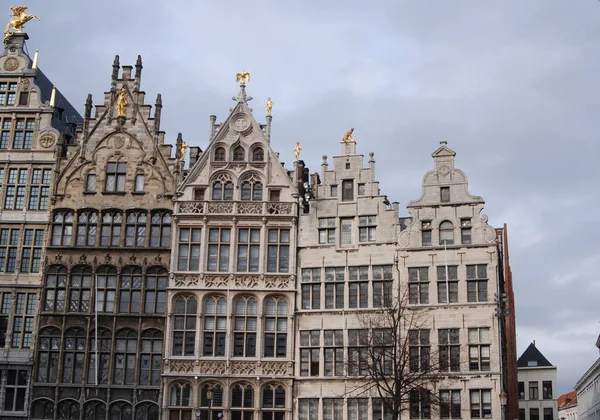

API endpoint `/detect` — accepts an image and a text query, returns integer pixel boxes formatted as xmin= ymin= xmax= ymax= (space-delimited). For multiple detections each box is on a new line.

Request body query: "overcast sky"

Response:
xmin=20 ymin=0 xmax=600 ymax=394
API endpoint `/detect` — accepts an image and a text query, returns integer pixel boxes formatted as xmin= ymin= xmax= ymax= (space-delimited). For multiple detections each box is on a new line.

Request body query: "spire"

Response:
xmin=154 ymin=93 xmax=162 ymax=133
xmin=134 ymin=55 xmax=142 ymax=91
xmin=49 ymin=86 xmax=56 ymax=107
xmin=111 ymin=55 xmax=120 ymax=91
xmin=32 ymin=49 xmax=39 ymax=69
xmin=82 ymin=94 xmax=93 ymax=158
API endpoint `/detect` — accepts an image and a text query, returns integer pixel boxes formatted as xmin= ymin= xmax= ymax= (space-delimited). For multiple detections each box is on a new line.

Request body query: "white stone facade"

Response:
xmin=574 ymin=336 xmax=600 ymax=420
xmin=518 ymin=366 xmax=558 ymax=420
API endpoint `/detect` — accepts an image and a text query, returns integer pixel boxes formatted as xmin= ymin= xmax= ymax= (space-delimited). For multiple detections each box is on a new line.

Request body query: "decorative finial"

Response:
xmin=341 ymin=128 xmax=355 ymax=143
xmin=235 ymin=69 xmax=250 ymax=85
xmin=265 ymin=97 xmax=274 ymax=116
xmin=49 ymin=86 xmax=56 ymax=107
xmin=3 ymin=5 xmax=39 ymax=45
xmin=117 ymin=87 xmax=127 ymax=117
xmin=32 ymin=49 xmax=39 ymax=69
xmin=293 ymin=142 xmax=302 ymax=161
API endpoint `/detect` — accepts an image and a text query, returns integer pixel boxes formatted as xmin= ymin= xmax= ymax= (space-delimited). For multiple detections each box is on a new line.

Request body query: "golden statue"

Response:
xmin=236 ymin=70 xmax=250 ymax=85
xmin=265 ymin=97 xmax=274 ymax=116
xmin=293 ymin=141 xmax=302 ymax=161
xmin=117 ymin=87 xmax=127 ymax=117
xmin=4 ymin=5 xmax=39 ymax=44
xmin=180 ymin=141 xmax=188 ymax=160
xmin=341 ymin=127 xmax=355 ymax=143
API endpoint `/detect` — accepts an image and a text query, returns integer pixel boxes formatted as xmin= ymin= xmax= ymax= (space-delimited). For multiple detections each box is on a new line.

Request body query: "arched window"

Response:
xmin=231 ymin=384 xmax=254 ymax=420
xmin=32 ymin=399 xmax=54 ymax=419
xmin=76 ymin=211 xmax=98 ymax=246
xmin=57 ymin=400 xmax=80 ymax=420
xmin=144 ymin=267 xmax=167 ymax=314
xmin=83 ymin=401 xmax=106 ymax=420
xmin=252 ymin=147 xmax=264 ymax=162
xmin=44 ymin=266 xmax=67 ymax=312
xmin=169 ymin=383 xmax=192 ymax=420
xmin=62 ymin=329 xmax=86 ymax=384
xmin=52 ymin=210 xmax=73 ymax=245
xmin=96 ymin=266 xmax=117 ymax=313
xmin=199 ymin=384 xmax=224 ymax=417
xmin=212 ymin=180 xmax=234 ymax=200
xmin=264 ymin=297 xmax=288 ymax=358
xmin=113 ymin=330 xmax=137 ymax=385
xmin=119 ymin=266 xmax=142 ymax=313
xmin=37 ymin=327 xmax=61 ymax=383
xmin=233 ymin=146 xmax=245 ymax=161
xmin=203 ymin=296 xmax=227 ymax=356
xmin=240 ymin=175 xmax=263 ymax=201
xmin=234 ymin=297 xmax=257 ymax=357
xmin=172 ymin=296 xmax=197 ymax=356
xmin=69 ymin=265 xmax=91 ymax=312
xmin=100 ymin=211 xmax=122 ymax=246
xmin=87 ymin=329 xmax=111 ymax=385
xmin=139 ymin=330 xmax=163 ymax=386
xmin=262 ymin=385 xmax=286 ymax=420
xmin=214 ymin=147 xmax=225 ymax=162
xmin=439 ymin=221 xmax=454 ymax=245
xmin=125 ymin=211 xmax=147 ymax=247
xmin=134 ymin=403 xmax=159 ymax=420
xmin=86 ymin=173 xmax=96 ymax=193
xmin=109 ymin=402 xmax=132 ymax=420
xmin=151 ymin=211 xmax=171 ymax=247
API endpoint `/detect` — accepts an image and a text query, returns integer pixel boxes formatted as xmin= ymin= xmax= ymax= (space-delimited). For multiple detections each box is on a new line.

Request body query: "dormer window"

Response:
xmin=134 ymin=174 xmax=145 ymax=193
xmin=214 ymin=147 xmax=225 ymax=162
xmin=440 ymin=187 xmax=450 ymax=203
xmin=252 ymin=147 xmax=264 ymax=162
xmin=105 ymin=162 xmax=126 ymax=193
xmin=461 ymin=218 xmax=472 ymax=244
xmin=439 ymin=221 xmax=454 ymax=245
xmin=342 ymin=180 xmax=353 ymax=201
xmin=233 ymin=146 xmax=245 ymax=161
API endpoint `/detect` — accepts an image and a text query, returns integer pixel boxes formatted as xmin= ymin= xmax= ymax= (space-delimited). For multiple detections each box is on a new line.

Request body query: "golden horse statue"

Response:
xmin=236 ymin=70 xmax=250 ymax=85
xmin=341 ymin=127 xmax=355 ymax=143
xmin=4 ymin=5 xmax=40 ymax=44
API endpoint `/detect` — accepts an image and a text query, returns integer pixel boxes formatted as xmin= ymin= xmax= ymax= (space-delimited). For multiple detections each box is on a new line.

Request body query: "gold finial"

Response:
xmin=180 ymin=140 xmax=188 ymax=160
xmin=117 ymin=87 xmax=127 ymax=117
xmin=293 ymin=141 xmax=302 ymax=161
xmin=235 ymin=69 xmax=250 ymax=85
xmin=341 ymin=127 xmax=355 ymax=143
xmin=265 ymin=97 xmax=274 ymax=116
xmin=3 ymin=5 xmax=40 ymax=45
xmin=49 ymin=86 xmax=56 ymax=107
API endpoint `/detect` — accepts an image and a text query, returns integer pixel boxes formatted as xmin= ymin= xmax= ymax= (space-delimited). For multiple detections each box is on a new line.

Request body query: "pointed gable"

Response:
xmin=517 ymin=342 xmax=554 ymax=368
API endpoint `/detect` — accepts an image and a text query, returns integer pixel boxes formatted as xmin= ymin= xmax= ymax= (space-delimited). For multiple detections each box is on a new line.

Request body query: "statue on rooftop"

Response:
xmin=4 ymin=5 xmax=39 ymax=44
xmin=117 ymin=87 xmax=127 ymax=117
xmin=265 ymin=97 xmax=274 ymax=116
xmin=236 ymin=70 xmax=250 ymax=85
xmin=293 ymin=142 xmax=302 ymax=161
xmin=341 ymin=127 xmax=355 ymax=143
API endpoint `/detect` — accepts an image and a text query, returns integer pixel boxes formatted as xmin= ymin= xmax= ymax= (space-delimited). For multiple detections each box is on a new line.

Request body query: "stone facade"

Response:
xmin=0 ymin=33 xmax=81 ymax=419
xmin=165 ymin=83 xmax=299 ymax=420
xmin=31 ymin=55 xmax=180 ymax=420
xmin=574 ymin=335 xmax=600 ymax=420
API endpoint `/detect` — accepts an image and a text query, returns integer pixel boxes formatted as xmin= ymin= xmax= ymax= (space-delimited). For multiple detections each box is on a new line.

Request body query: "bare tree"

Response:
xmin=347 ymin=290 xmax=454 ymax=420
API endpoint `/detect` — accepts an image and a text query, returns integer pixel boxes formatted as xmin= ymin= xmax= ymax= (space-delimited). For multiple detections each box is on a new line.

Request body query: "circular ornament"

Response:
xmin=438 ymin=165 xmax=450 ymax=176
xmin=39 ymin=132 xmax=56 ymax=148
xmin=230 ymin=113 xmax=252 ymax=133
xmin=3 ymin=57 xmax=19 ymax=72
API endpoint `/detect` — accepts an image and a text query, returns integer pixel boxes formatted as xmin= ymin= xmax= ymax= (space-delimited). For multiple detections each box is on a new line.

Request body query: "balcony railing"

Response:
xmin=177 ymin=201 xmax=294 ymax=216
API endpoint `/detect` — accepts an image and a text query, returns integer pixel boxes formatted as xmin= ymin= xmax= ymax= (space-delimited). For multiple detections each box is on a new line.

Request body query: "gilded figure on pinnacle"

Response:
xmin=4 ymin=5 xmax=39 ymax=44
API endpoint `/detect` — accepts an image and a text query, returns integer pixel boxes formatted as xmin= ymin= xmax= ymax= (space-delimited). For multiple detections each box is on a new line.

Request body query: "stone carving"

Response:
xmin=203 ymin=275 xmax=230 ymax=288
xmin=38 ymin=132 xmax=56 ymax=148
xmin=261 ymin=362 xmax=289 ymax=376
xmin=207 ymin=202 xmax=234 ymax=214
xmin=237 ymin=203 xmax=261 ymax=214
xmin=174 ymin=274 xmax=201 ymax=287
xmin=169 ymin=360 xmax=196 ymax=374
xmin=3 ymin=57 xmax=18 ymax=71
xmin=234 ymin=276 xmax=258 ymax=288
xmin=265 ymin=276 xmax=291 ymax=289
xmin=199 ymin=361 xmax=227 ymax=375
xmin=231 ymin=362 xmax=257 ymax=376
xmin=267 ymin=203 xmax=293 ymax=215
xmin=179 ymin=202 xmax=204 ymax=214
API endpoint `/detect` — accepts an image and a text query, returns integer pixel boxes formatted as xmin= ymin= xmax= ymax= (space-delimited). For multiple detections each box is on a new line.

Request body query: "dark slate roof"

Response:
xmin=517 ymin=342 xmax=554 ymax=367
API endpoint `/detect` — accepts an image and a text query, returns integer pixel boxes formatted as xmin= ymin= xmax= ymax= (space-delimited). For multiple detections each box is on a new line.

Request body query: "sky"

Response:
xmin=18 ymin=0 xmax=600 ymax=395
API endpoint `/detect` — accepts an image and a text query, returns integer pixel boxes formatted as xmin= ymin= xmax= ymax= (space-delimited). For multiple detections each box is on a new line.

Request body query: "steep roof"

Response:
xmin=517 ymin=342 xmax=554 ymax=367
xmin=557 ymin=391 xmax=577 ymax=410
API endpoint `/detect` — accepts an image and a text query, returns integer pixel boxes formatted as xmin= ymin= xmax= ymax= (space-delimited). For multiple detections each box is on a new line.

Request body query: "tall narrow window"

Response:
xmin=87 ymin=330 xmax=110 ymax=385
xmin=324 ymin=330 xmax=344 ymax=376
xmin=437 ymin=265 xmax=458 ymax=304
xmin=0 ymin=120 xmax=10 ymax=148
xmin=4 ymin=369 xmax=28 ymax=412
xmin=172 ymin=296 xmax=197 ymax=356
xmin=4 ymin=168 xmax=28 ymax=209
xmin=241 ymin=176 xmax=263 ymax=201
xmin=469 ymin=327 xmax=490 ymax=371
xmin=440 ymin=186 xmax=450 ymax=203
xmin=461 ymin=218 xmax=472 ymax=244
xmin=237 ymin=228 xmax=260 ymax=272
xmin=214 ymin=147 xmax=225 ymax=161
xmin=12 ymin=118 xmax=34 ymax=149
xmin=330 ymin=185 xmax=338 ymax=197
xmin=105 ymin=162 xmax=127 ymax=192
xmin=530 ymin=409 xmax=540 ymax=420
xmin=264 ymin=297 xmax=287 ymax=358
xmin=440 ymin=390 xmax=461 ymax=419
xmin=144 ymin=268 xmax=167 ymax=314
xmin=408 ymin=267 xmax=429 ymax=304
xmin=231 ymin=384 xmax=254 ymax=420
xmin=470 ymin=389 xmax=491 ymax=418
xmin=178 ymin=228 xmax=201 ymax=271
xmin=77 ymin=211 xmax=99 ymax=247
xmin=542 ymin=381 xmax=553 ymax=399
xmin=529 ymin=382 xmax=539 ymax=400
xmin=543 ymin=408 xmax=553 ymax=420
xmin=300 ymin=330 xmax=320 ymax=376
xmin=372 ymin=399 xmax=393 ymax=420
xmin=299 ymin=399 xmax=319 ymax=420
xmin=119 ymin=266 xmax=142 ymax=313
xmin=409 ymin=329 xmax=430 ymax=372
xmin=203 ymin=296 xmax=227 ymax=356
xmin=36 ymin=327 xmax=61 ymax=383
xmin=233 ymin=296 xmax=257 ymax=357
xmin=439 ymin=328 xmax=460 ymax=372
xmin=61 ymin=329 xmax=86 ymax=384
xmin=29 ymin=168 xmax=51 ymax=210
xmin=134 ymin=174 xmax=145 ymax=192
xmin=340 ymin=218 xmax=353 ymax=246
xmin=342 ymin=180 xmax=354 ymax=201
xmin=358 ymin=216 xmax=376 ymax=242
xmin=252 ymin=147 xmax=264 ymax=161
xmin=125 ymin=211 xmax=147 ymax=247
xmin=467 ymin=264 xmax=488 ymax=302
xmin=373 ymin=265 xmax=393 ymax=308
xmin=169 ymin=383 xmax=192 ymax=420
xmin=100 ymin=211 xmax=122 ymax=246
xmin=11 ymin=292 xmax=36 ymax=348
xmin=348 ymin=398 xmax=368 ymax=420
xmin=318 ymin=217 xmax=336 ymax=244
xmin=409 ymin=390 xmax=431 ymax=419
xmin=44 ymin=266 xmax=67 ymax=312
xmin=323 ymin=399 xmax=343 ymax=420
xmin=208 ymin=228 xmax=231 ymax=272
xmin=113 ymin=330 xmax=138 ymax=385
xmin=301 ymin=268 xmax=321 ymax=310
xmin=348 ymin=329 xmax=368 ymax=376
xmin=20 ymin=228 xmax=43 ymax=273
xmin=325 ymin=267 xmax=344 ymax=309
xmin=68 ymin=266 xmax=91 ymax=313
xmin=139 ymin=330 xmax=163 ymax=386
xmin=52 ymin=210 xmax=74 ymax=246
xmin=262 ymin=385 xmax=286 ymax=420
xmin=150 ymin=211 xmax=171 ymax=247
xmin=96 ymin=266 xmax=117 ymax=313
xmin=86 ymin=174 xmax=96 ymax=192
xmin=0 ymin=292 xmax=11 ymax=347
xmin=267 ymin=229 xmax=289 ymax=273
xmin=233 ymin=146 xmax=245 ymax=161
xmin=439 ymin=221 xmax=454 ymax=245
xmin=421 ymin=221 xmax=432 ymax=246
xmin=348 ymin=266 xmax=368 ymax=308
xmin=0 ymin=228 xmax=19 ymax=273
xmin=199 ymin=384 xmax=224 ymax=418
